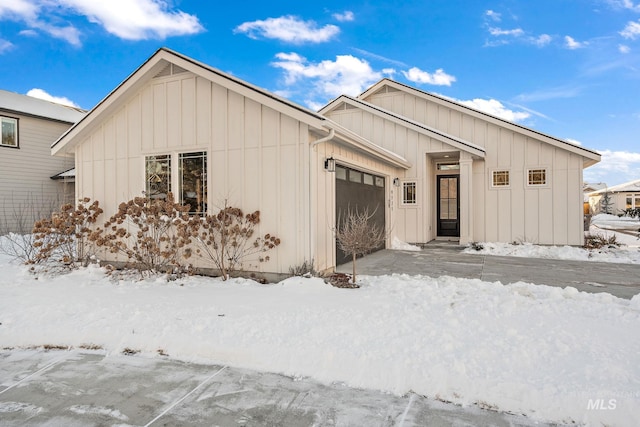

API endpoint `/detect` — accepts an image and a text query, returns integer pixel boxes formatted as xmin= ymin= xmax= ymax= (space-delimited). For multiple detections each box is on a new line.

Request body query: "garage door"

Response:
xmin=335 ymin=165 xmax=386 ymax=265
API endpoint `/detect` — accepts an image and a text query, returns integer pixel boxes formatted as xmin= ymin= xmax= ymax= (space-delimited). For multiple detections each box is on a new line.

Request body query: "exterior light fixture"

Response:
xmin=324 ymin=157 xmax=336 ymax=172
xmin=393 ymin=178 xmax=400 ymax=187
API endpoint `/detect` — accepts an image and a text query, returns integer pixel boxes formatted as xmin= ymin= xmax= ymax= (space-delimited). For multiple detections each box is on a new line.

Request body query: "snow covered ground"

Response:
xmin=463 ymin=214 xmax=640 ymax=264
xmin=1 ymin=239 xmax=639 ymax=426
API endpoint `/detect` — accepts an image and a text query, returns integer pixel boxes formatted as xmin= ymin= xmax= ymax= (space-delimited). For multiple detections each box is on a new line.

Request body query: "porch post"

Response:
xmin=459 ymin=152 xmax=473 ymax=245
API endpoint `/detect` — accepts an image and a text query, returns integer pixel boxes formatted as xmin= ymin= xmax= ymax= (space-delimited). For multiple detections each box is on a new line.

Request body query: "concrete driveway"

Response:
xmin=337 ymin=242 xmax=640 ymax=299
xmin=0 ymin=350 xmax=551 ymax=426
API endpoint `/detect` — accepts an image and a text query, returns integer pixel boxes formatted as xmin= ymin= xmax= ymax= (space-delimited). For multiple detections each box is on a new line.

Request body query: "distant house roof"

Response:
xmin=0 ymin=89 xmax=85 ymax=123
xmin=583 ymin=182 xmax=607 ymax=193
xmin=588 ymin=179 xmax=640 ymax=195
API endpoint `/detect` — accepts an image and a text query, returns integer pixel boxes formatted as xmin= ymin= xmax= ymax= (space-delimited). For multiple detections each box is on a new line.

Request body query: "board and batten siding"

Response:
xmin=359 ymin=89 xmax=585 ymax=246
xmin=0 ymin=113 xmax=74 ymax=232
xmin=75 ymin=71 xmax=312 ymax=274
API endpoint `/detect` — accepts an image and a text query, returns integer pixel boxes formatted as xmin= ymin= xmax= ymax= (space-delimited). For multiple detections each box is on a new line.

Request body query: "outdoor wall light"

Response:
xmin=393 ymin=178 xmax=400 ymax=187
xmin=324 ymin=157 xmax=336 ymax=172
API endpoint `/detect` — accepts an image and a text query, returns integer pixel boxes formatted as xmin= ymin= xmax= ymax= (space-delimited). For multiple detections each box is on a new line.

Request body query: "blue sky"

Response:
xmin=1 ymin=0 xmax=639 ymax=186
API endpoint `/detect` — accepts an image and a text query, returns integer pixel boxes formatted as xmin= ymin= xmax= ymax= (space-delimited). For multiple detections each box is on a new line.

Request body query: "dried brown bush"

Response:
xmin=583 ymin=233 xmax=620 ymax=250
xmin=31 ymin=198 xmax=103 ymax=269
xmin=90 ymin=194 xmax=190 ymax=275
xmin=178 ymin=201 xmax=281 ymax=279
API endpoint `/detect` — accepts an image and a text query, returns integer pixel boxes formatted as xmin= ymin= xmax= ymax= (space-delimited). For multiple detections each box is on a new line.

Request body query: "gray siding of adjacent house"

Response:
xmin=0 ymin=112 xmax=75 ymax=233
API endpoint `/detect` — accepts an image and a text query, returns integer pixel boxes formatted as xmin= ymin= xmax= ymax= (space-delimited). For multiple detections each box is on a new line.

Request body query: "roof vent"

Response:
xmin=154 ymin=63 xmax=188 ymax=78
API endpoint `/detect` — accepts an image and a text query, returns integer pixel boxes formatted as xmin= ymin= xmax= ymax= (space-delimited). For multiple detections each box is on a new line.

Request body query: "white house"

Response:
xmin=587 ymin=179 xmax=640 ymax=214
xmin=52 ymin=48 xmax=601 ymax=275
xmin=0 ymin=90 xmax=84 ymax=233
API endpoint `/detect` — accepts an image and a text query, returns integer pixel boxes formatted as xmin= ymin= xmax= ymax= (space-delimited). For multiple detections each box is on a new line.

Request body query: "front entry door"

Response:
xmin=437 ymin=175 xmax=460 ymax=237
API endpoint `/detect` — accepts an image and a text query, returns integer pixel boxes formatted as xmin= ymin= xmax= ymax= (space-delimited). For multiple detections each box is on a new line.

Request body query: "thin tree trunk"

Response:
xmin=352 ymin=252 xmax=356 ymax=284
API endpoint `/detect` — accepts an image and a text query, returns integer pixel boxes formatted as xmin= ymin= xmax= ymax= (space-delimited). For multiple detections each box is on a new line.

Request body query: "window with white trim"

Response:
xmin=625 ymin=194 xmax=640 ymax=209
xmin=527 ymin=168 xmax=547 ymax=186
xmin=402 ymin=181 xmax=417 ymax=205
xmin=1 ymin=116 xmax=18 ymax=148
xmin=492 ymin=170 xmax=510 ymax=187
xmin=145 ymin=151 xmax=208 ymax=215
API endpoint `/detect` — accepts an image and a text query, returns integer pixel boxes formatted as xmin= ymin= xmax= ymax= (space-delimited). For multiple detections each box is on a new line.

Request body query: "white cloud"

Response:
xmin=489 ymin=27 xmax=524 ymax=37
xmin=333 ymin=11 xmax=354 ymax=22
xmin=458 ymin=98 xmax=530 ymax=122
xmin=584 ymin=149 xmax=640 ymax=185
xmin=235 ymin=15 xmax=339 ymax=43
xmin=485 ymin=10 xmax=501 ymax=22
xmin=565 ymin=138 xmax=582 ymax=146
xmin=0 ymin=0 xmax=203 ymax=45
xmin=0 ymin=38 xmax=14 ymax=53
xmin=532 ymin=34 xmax=552 ymax=47
xmin=620 ymin=20 xmax=640 ymax=39
xmin=272 ymin=52 xmax=382 ymax=101
xmin=26 ymin=88 xmax=80 ymax=108
xmin=565 ymin=35 xmax=587 ymax=49
xmin=619 ymin=44 xmax=631 ymax=53
xmin=605 ymin=0 xmax=640 ymax=12
xmin=402 ymin=67 xmax=456 ymax=86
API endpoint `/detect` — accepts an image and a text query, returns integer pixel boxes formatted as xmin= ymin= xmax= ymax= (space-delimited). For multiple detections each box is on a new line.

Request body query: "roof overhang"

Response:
xmin=52 ymin=48 xmax=328 ymax=156
xmin=358 ymin=79 xmax=600 ymax=167
xmin=320 ymin=95 xmax=486 ymax=160
xmin=314 ymin=122 xmax=412 ymax=169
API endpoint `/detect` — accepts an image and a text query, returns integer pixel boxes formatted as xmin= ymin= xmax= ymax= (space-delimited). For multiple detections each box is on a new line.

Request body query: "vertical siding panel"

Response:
xmin=196 ymin=77 xmax=211 ymax=146
xmin=211 ymin=84 xmax=227 ymax=153
xmin=181 ymin=77 xmax=196 ymax=146
xmin=127 ymin=94 xmax=141 ymax=157
xmin=244 ymin=98 xmax=261 ymax=149
xmin=166 ymin=80 xmax=181 ymax=146
xmin=153 ymin=83 xmax=167 ymax=149
xmin=141 ymin=86 xmax=153 ymax=150
xmin=228 ymin=91 xmax=244 ymax=150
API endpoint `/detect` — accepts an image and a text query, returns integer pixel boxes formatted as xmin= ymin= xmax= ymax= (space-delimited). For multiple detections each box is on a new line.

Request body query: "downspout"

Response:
xmin=309 ymin=125 xmax=335 ymax=273
xmin=311 ymin=127 xmax=335 ymax=148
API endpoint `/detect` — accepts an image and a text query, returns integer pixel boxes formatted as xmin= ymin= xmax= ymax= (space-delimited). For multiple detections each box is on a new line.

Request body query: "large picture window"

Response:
xmin=1 ymin=116 xmax=18 ymax=148
xmin=145 ymin=155 xmax=171 ymax=199
xmin=179 ymin=151 xmax=207 ymax=215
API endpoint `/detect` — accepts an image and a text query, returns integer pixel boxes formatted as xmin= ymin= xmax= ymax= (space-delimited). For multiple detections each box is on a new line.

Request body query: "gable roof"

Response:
xmin=588 ymin=179 xmax=640 ymax=195
xmin=319 ymin=95 xmax=486 ymax=159
xmin=0 ymin=89 xmax=85 ymax=123
xmin=52 ymin=47 xmax=328 ymax=155
xmin=359 ymin=79 xmax=601 ymax=167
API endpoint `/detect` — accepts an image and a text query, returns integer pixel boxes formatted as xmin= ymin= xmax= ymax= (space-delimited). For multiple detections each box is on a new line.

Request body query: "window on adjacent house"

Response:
xmin=402 ymin=181 xmax=417 ymax=205
xmin=1 ymin=116 xmax=18 ymax=148
xmin=145 ymin=155 xmax=171 ymax=200
xmin=179 ymin=151 xmax=207 ymax=215
xmin=527 ymin=168 xmax=547 ymax=186
xmin=492 ymin=170 xmax=510 ymax=187
xmin=626 ymin=194 xmax=640 ymax=209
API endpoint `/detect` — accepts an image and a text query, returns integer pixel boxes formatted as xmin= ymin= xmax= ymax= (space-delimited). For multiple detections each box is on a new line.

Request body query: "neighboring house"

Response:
xmin=51 ymin=48 xmax=601 ymax=275
xmin=0 ymin=90 xmax=84 ymax=233
xmin=584 ymin=182 xmax=607 ymax=194
xmin=587 ymin=179 xmax=640 ymax=215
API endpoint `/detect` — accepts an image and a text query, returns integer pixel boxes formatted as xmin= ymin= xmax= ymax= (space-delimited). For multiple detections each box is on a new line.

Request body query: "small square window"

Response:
xmin=336 ymin=166 xmax=347 ymax=180
xmin=375 ymin=176 xmax=384 ymax=187
xmin=1 ymin=117 xmax=18 ymax=147
xmin=492 ymin=170 xmax=509 ymax=187
xmin=402 ymin=181 xmax=417 ymax=205
xmin=363 ymin=173 xmax=374 ymax=185
xmin=528 ymin=169 xmax=547 ymax=186
xmin=349 ymin=170 xmax=362 ymax=183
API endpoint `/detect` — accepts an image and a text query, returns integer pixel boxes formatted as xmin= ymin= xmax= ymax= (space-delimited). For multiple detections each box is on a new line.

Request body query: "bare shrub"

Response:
xmin=179 ymin=200 xmax=281 ymax=280
xmin=583 ymin=233 xmax=620 ymax=250
xmin=335 ymin=208 xmax=385 ymax=284
xmin=91 ymin=194 xmax=190 ymax=275
xmin=289 ymin=259 xmax=317 ymax=277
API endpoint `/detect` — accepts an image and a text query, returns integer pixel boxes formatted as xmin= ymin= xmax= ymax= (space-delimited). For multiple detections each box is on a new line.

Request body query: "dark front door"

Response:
xmin=437 ymin=175 xmax=460 ymax=237
xmin=335 ymin=165 xmax=386 ymax=265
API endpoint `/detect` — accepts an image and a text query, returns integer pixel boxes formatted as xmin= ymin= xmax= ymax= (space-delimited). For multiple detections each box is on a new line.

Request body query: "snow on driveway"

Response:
xmin=0 ymin=255 xmax=638 ymax=426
